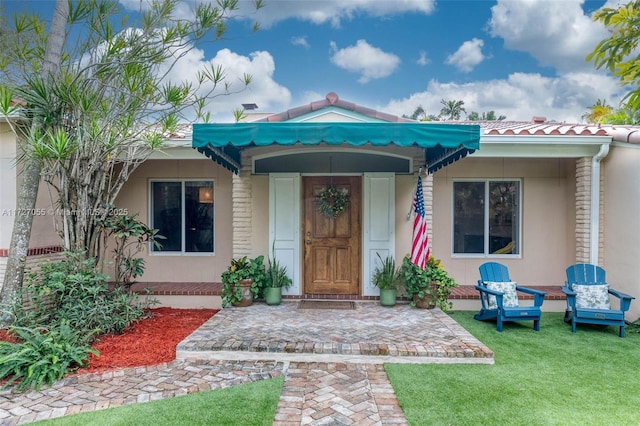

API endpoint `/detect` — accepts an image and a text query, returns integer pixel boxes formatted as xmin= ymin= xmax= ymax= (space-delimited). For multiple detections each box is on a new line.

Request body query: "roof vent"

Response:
xmin=532 ymin=116 xmax=546 ymax=124
xmin=242 ymin=103 xmax=258 ymax=110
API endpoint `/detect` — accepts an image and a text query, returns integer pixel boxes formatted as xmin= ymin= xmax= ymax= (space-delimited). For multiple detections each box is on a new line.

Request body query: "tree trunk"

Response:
xmin=0 ymin=159 xmax=41 ymax=323
xmin=0 ymin=0 xmax=69 ymax=326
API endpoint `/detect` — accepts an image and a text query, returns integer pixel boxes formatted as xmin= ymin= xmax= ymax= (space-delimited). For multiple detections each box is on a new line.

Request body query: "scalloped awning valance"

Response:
xmin=192 ymin=122 xmax=480 ymax=174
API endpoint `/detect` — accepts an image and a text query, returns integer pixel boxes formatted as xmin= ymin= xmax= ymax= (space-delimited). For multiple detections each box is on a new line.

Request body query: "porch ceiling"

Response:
xmin=192 ymin=122 xmax=480 ymax=174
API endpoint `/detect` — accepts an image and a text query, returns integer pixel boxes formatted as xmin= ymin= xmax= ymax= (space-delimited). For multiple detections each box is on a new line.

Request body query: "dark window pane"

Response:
xmin=151 ymin=182 xmax=182 ymax=252
xmin=185 ymin=181 xmax=214 ymax=253
xmin=489 ymin=181 xmax=519 ymax=254
xmin=453 ymin=182 xmax=485 ymax=254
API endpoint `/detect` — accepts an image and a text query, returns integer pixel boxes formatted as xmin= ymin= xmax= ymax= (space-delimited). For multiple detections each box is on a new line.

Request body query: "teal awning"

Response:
xmin=192 ymin=122 xmax=480 ymax=174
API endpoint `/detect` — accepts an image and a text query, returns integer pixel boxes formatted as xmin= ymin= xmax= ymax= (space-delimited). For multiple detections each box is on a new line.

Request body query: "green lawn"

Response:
xmin=386 ymin=311 xmax=640 ymax=426
xmin=35 ymin=376 xmax=283 ymax=426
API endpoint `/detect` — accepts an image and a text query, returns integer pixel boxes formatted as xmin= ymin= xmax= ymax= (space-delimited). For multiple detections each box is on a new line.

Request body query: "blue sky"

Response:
xmin=3 ymin=0 xmax=629 ymax=122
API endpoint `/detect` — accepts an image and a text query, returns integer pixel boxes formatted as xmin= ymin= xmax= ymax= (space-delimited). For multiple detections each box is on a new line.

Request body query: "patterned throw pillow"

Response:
xmin=573 ymin=284 xmax=611 ymax=309
xmin=484 ymin=281 xmax=519 ymax=309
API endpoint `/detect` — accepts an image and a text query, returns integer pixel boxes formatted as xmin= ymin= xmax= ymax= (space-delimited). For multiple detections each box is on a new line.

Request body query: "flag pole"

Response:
xmin=407 ymin=167 xmax=422 ymax=220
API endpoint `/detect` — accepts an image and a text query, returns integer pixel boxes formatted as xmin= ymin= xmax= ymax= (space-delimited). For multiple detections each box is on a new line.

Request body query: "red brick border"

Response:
xmin=125 ymin=283 xmax=566 ymax=300
xmin=128 ymin=282 xmax=223 ymax=296
xmin=0 ymin=245 xmax=65 ymax=257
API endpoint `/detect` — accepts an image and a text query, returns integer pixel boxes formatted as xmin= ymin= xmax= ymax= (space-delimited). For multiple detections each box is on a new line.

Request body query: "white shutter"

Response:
xmin=362 ymin=173 xmax=395 ymax=296
xmin=269 ymin=173 xmax=301 ymax=295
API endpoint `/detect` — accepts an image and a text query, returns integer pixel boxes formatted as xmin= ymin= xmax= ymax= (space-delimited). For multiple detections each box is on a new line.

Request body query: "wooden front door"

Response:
xmin=303 ymin=176 xmax=361 ymax=295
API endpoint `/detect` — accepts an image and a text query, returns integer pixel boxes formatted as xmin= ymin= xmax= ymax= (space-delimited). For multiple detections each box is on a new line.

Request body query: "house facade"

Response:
xmin=117 ymin=92 xmax=480 ymax=301
xmin=2 ymin=93 xmax=640 ymax=320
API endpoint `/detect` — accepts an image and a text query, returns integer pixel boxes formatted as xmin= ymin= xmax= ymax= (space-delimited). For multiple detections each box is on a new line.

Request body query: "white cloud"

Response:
xmin=291 ymin=36 xmax=310 ymax=49
xmin=119 ymin=0 xmax=197 ymax=20
xmin=382 ymin=72 xmax=624 ymax=123
xmin=417 ymin=50 xmax=429 ymax=66
xmin=247 ymin=0 xmax=436 ymax=28
xmin=118 ymin=0 xmax=434 ymax=29
xmin=446 ymin=38 xmax=485 ymax=73
xmin=122 ymin=0 xmax=436 ymax=28
xmin=329 ymin=40 xmax=401 ymax=83
xmin=300 ymin=90 xmax=325 ymax=104
xmin=165 ymin=47 xmax=291 ymax=122
xmin=488 ymin=0 xmax=609 ymax=72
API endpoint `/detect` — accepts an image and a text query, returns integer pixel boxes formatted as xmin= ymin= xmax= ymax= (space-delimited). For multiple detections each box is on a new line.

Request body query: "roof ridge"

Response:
xmin=254 ymin=92 xmax=412 ymax=123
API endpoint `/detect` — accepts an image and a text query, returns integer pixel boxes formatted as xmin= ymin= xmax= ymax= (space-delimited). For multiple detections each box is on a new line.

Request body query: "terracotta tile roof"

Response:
xmin=254 ymin=92 xmax=412 ymax=123
xmin=171 ymin=92 xmax=640 ymax=145
xmin=456 ymin=120 xmax=610 ymax=136
xmin=469 ymin=119 xmax=640 ymax=142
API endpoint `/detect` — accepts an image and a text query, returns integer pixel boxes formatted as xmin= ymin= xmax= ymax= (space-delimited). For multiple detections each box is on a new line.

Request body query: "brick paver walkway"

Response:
xmin=274 ymin=362 xmax=406 ymax=426
xmin=0 ymin=360 xmax=285 ymax=425
xmin=1 ymin=302 xmax=493 ymax=425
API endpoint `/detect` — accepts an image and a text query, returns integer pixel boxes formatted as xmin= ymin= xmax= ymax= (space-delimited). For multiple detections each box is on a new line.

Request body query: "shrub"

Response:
xmin=98 ymin=211 xmax=164 ymax=288
xmin=13 ymin=251 xmax=155 ymax=337
xmin=0 ymin=320 xmax=98 ymax=391
xmin=2 ymin=251 xmax=156 ymax=391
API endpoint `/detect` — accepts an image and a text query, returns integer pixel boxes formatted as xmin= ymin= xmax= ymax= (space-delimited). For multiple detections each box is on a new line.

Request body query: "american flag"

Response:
xmin=411 ymin=175 xmax=430 ymax=269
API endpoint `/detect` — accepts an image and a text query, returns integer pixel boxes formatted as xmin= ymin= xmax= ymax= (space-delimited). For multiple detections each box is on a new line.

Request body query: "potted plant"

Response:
xmin=372 ymin=253 xmax=402 ymax=307
xmin=264 ymin=251 xmax=293 ymax=306
xmin=221 ymin=256 xmax=266 ymax=307
xmin=401 ymin=254 xmax=458 ymax=311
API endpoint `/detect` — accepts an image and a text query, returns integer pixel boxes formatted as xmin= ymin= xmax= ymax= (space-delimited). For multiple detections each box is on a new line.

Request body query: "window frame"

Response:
xmin=451 ymin=178 xmax=522 ymax=258
xmin=148 ymin=179 xmax=215 ymax=256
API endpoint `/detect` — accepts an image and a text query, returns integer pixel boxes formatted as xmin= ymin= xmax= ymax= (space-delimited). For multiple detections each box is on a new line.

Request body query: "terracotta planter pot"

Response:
xmin=413 ymin=282 xmax=438 ymax=309
xmin=231 ymin=279 xmax=254 ymax=307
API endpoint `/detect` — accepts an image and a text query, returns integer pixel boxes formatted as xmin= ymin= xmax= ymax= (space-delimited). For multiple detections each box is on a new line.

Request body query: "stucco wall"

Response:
xmin=432 ymin=157 xmax=576 ymax=288
xmin=1 ymin=123 xmax=60 ymax=249
xmin=114 ymin=159 xmax=233 ymax=282
xmin=0 ymin=122 xmax=17 ymax=249
xmin=603 ymin=144 xmax=640 ymax=321
xmin=27 ymin=178 xmax=64 ymax=248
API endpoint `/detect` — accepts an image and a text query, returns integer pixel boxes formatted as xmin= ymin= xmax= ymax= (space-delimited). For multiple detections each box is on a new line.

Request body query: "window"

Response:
xmin=150 ymin=180 xmax=214 ymax=253
xmin=453 ymin=180 xmax=520 ymax=255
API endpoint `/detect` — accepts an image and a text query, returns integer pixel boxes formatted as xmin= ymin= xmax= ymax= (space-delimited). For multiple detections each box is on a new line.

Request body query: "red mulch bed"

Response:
xmin=80 ymin=307 xmax=218 ymax=374
xmin=0 ymin=329 xmax=18 ymax=343
xmin=0 ymin=308 xmax=218 ymax=375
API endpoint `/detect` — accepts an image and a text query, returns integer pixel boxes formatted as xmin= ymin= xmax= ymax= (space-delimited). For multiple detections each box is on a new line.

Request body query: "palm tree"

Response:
xmin=582 ymin=98 xmax=612 ymax=123
xmin=409 ymin=105 xmax=426 ymax=120
xmin=439 ymin=99 xmax=466 ymax=120
xmin=468 ymin=110 xmax=507 ymax=121
xmin=484 ymin=111 xmax=507 ymax=121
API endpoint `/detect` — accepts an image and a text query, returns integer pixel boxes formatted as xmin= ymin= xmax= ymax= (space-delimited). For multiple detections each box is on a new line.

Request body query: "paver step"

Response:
xmin=175 ymin=302 xmax=494 ymax=365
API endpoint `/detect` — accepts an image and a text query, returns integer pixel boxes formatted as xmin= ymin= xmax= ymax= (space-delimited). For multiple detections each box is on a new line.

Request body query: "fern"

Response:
xmin=0 ymin=321 xmax=98 ymax=391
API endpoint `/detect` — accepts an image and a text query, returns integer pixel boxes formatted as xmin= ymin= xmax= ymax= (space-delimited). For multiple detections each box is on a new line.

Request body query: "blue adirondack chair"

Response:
xmin=562 ymin=263 xmax=635 ymax=337
xmin=475 ymin=262 xmax=547 ymax=331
